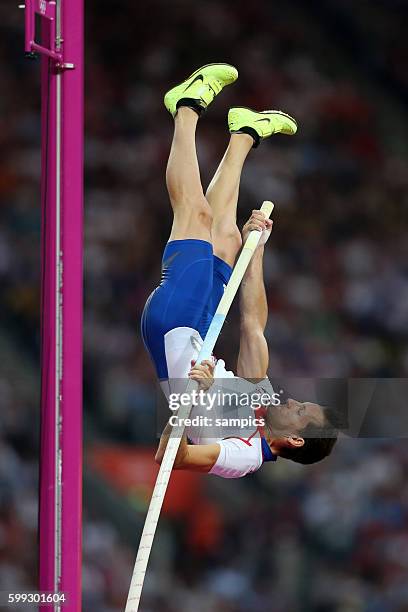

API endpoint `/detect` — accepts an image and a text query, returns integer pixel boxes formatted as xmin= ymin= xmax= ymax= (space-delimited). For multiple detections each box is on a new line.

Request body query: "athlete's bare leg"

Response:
xmin=166 ymin=107 xmax=213 ymax=243
xmin=205 ymin=133 xmax=253 ymax=266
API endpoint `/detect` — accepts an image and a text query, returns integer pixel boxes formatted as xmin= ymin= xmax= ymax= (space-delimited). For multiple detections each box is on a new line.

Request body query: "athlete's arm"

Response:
xmin=237 ymin=211 xmax=272 ymax=380
xmin=155 ymin=360 xmax=221 ymax=472
xmin=155 ymin=422 xmax=221 ymax=472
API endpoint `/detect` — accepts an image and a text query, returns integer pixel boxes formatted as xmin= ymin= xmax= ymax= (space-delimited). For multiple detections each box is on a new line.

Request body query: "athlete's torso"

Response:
xmin=160 ymin=326 xmax=277 ymax=478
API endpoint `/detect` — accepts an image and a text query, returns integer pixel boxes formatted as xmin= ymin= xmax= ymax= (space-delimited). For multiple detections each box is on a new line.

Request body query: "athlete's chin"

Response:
xmin=267 ymin=405 xmax=289 ymax=430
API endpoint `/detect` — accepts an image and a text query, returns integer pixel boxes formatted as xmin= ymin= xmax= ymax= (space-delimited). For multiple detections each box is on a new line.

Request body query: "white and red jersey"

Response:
xmin=160 ymin=327 xmax=277 ymax=478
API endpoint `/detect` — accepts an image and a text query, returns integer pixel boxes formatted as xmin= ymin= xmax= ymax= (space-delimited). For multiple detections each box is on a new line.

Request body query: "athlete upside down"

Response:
xmin=141 ymin=63 xmax=338 ymax=478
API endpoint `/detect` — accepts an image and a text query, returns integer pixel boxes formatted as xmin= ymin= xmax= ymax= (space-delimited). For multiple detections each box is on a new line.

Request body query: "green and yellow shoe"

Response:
xmin=164 ymin=63 xmax=238 ymax=118
xmin=228 ymin=107 xmax=298 ymax=147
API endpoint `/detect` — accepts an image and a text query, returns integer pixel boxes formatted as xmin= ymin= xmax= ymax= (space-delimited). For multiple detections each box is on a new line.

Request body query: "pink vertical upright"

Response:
xmin=25 ymin=1 xmax=84 ymax=610
xmin=59 ymin=0 xmax=84 ymax=607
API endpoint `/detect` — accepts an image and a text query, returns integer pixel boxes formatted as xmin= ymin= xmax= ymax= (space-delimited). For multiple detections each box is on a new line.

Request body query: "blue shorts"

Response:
xmin=141 ymin=239 xmax=232 ymax=380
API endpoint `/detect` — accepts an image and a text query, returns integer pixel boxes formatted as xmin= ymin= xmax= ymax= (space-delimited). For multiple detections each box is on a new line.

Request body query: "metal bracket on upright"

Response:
xmin=22 ymin=0 xmax=75 ymax=70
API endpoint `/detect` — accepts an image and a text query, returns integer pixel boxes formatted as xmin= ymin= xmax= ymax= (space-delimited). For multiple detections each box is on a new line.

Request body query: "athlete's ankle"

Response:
xmin=229 ymin=132 xmax=254 ymax=152
xmin=175 ymin=106 xmax=200 ymax=122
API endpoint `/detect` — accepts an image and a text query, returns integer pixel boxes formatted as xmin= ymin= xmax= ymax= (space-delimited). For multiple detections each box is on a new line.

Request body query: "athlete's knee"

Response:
xmin=166 ymin=170 xmax=207 ymax=208
xmin=172 ymin=196 xmax=213 ymax=230
xmin=196 ymin=198 xmax=213 ymax=229
xmin=213 ymin=223 xmax=242 ymax=261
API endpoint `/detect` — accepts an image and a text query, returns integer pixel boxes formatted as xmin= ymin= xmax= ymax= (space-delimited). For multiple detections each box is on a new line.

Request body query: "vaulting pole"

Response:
xmin=25 ymin=1 xmax=84 ymax=609
xmin=126 ymin=202 xmax=274 ymax=611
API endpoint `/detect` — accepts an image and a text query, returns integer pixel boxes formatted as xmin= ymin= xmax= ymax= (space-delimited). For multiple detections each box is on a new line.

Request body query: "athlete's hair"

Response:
xmin=277 ymin=406 xmax=340 ymax=465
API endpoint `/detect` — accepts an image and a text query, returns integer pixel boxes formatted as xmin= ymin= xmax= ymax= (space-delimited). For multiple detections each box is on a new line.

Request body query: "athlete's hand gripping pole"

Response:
xmin=125 ymin=201 xmax=274 ymax=612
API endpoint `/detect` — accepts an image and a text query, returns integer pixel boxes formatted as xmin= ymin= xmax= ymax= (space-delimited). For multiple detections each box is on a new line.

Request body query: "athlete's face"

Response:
xmin=269 ymin=398 xmax=326 ymax=435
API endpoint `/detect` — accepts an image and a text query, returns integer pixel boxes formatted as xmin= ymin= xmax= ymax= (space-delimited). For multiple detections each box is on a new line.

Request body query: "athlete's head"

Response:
xmin=266 ymin=398 xmax=338 ymax=465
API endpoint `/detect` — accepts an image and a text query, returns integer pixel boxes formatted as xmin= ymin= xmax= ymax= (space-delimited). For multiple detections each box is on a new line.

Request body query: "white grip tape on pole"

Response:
xmin=125 ymin=200 xmax=274 ymax=611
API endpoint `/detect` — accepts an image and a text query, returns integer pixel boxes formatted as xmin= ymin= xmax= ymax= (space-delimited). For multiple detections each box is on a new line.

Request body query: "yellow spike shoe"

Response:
xmin=228 ymin=107 xmax=298 ymax=147
xmin=164 ymin=63 xmax=238 ymax=118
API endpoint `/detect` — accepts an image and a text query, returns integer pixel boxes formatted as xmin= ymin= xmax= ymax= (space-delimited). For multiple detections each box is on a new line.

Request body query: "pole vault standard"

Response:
xmin=125 ymin=201 xmax=274 ymax=612
xmin=24 ymin=1 xmax=84 ymax=610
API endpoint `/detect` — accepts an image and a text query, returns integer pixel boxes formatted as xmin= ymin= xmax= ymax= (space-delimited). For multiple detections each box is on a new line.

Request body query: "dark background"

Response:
xmin=1 ymin=1 xmax=408 ymax=610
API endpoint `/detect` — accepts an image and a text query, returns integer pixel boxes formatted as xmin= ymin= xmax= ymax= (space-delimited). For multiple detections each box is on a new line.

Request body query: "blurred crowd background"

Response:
xmin=1 ymin=0 xmax=408 ymax=610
